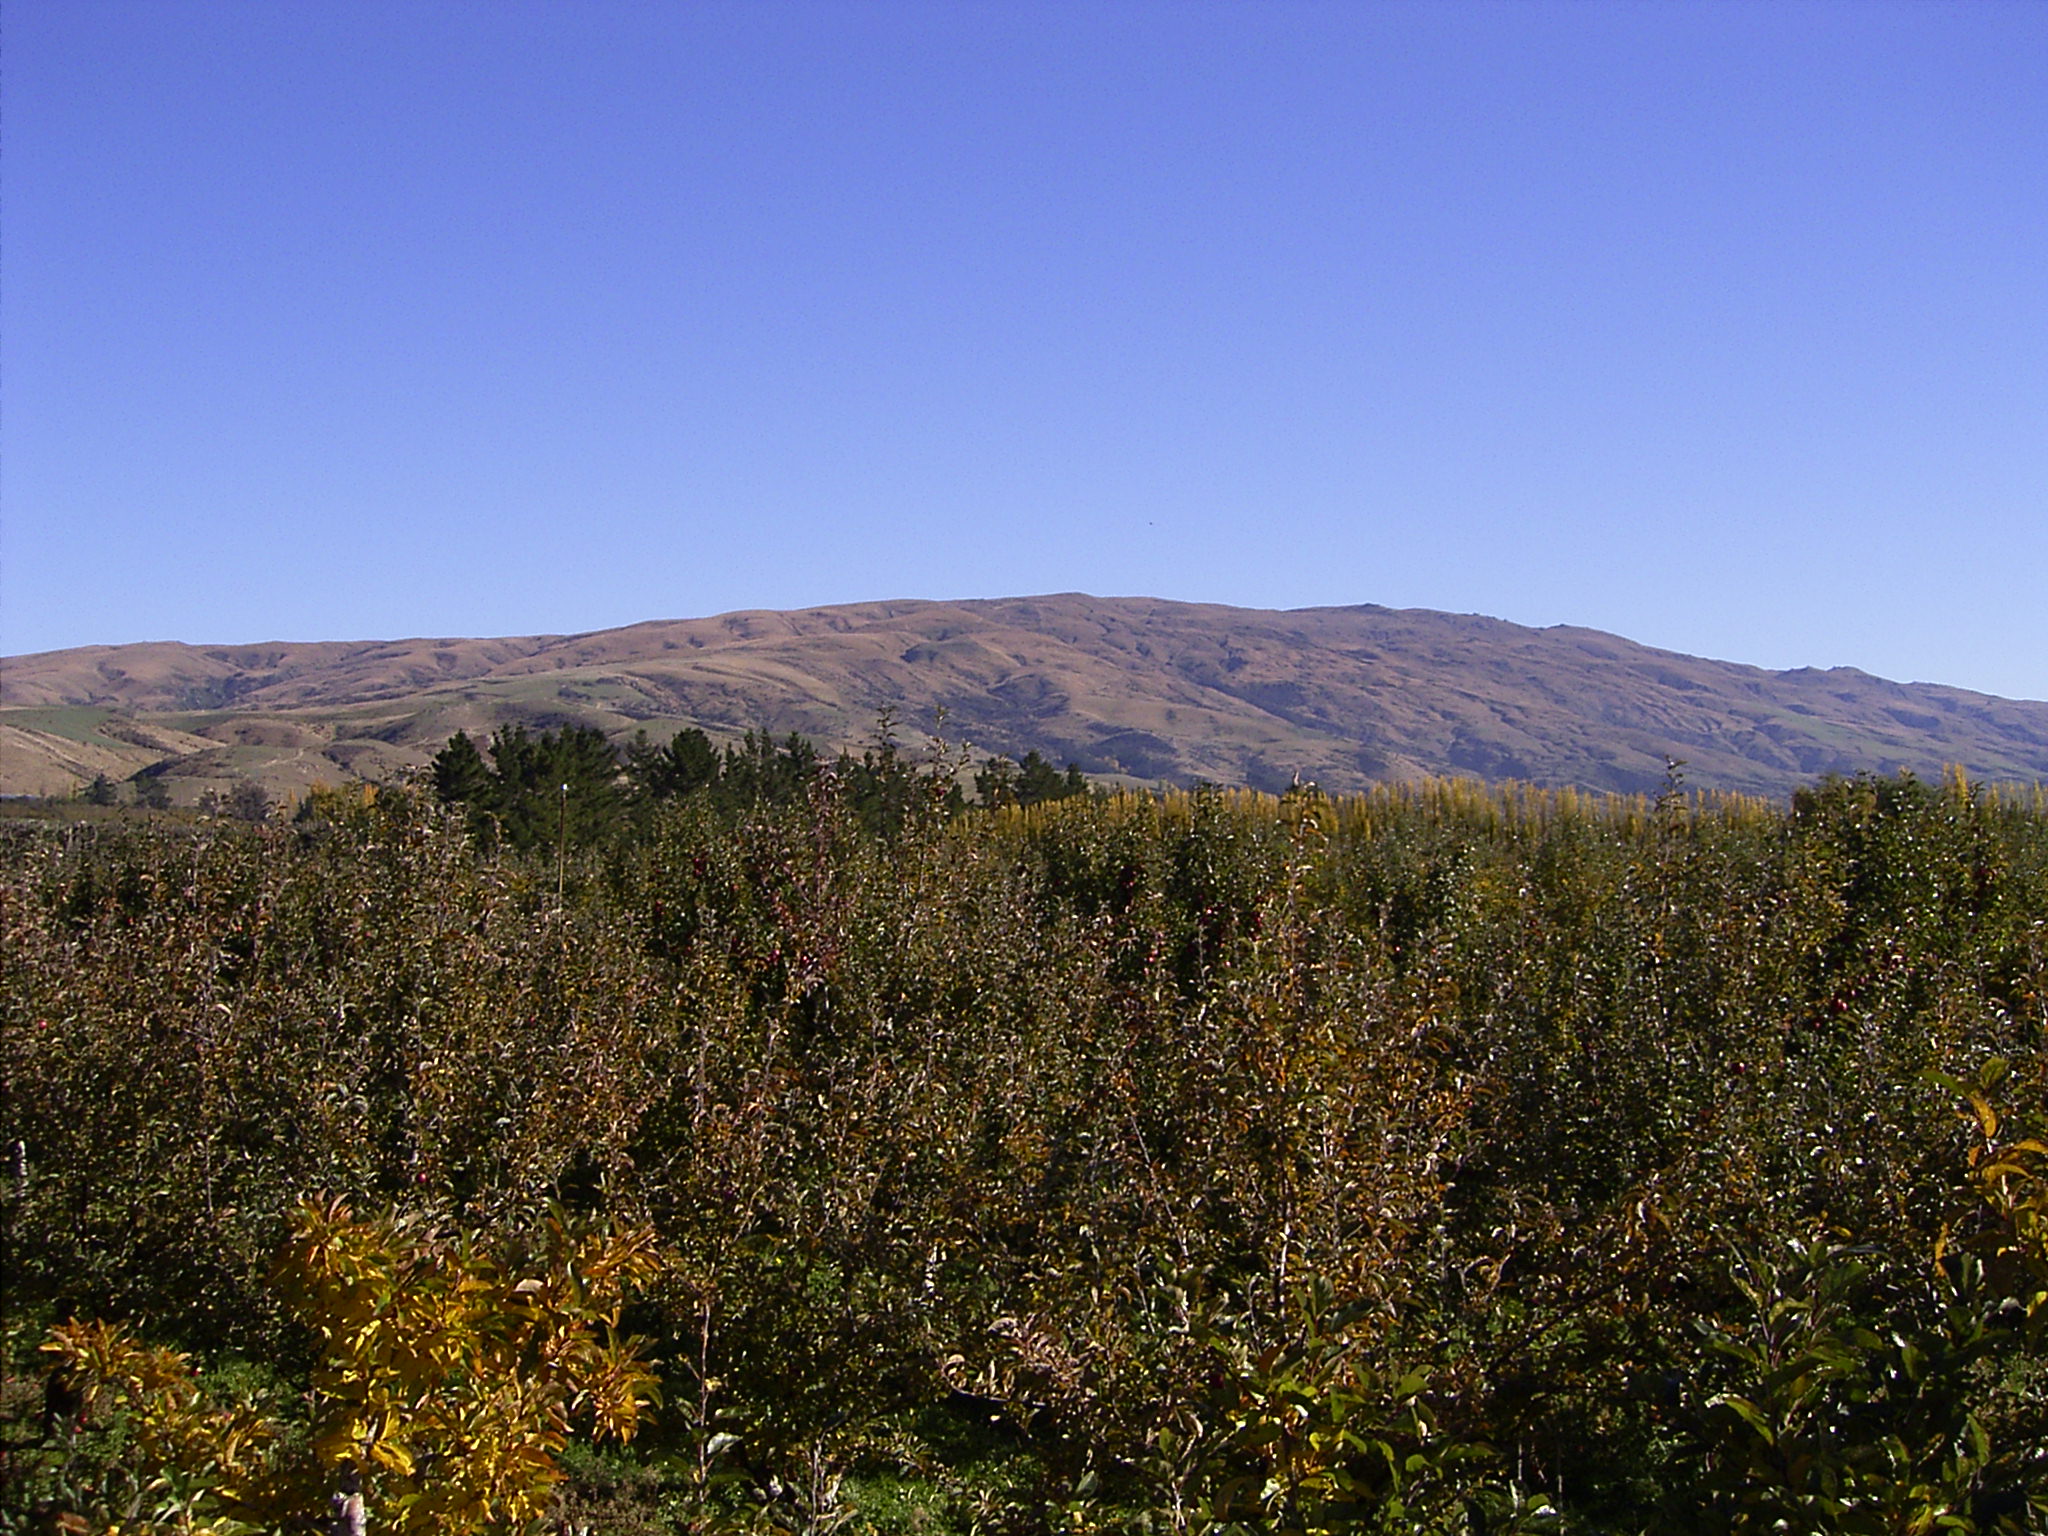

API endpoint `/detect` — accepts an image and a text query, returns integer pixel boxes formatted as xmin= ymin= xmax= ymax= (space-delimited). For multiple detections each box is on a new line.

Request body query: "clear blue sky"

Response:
xmin=5 ymin=0 xmax=2044 ymax=699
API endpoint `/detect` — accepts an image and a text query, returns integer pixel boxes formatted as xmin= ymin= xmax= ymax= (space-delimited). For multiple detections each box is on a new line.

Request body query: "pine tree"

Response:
xmin=1015 ymin=751 xmax=1071 ymax=806
xmin=224 ymin=779 xmax=271 ymax=823
xmin=431 ymin=731 xmax=495 ymax=806
xmin=625 ymin=726 xmax=721 ymax=802
xmin=975 ymin=755 xmax=1018 ymax=808
xmin=719 ymin=730 xmax=819 ymax=810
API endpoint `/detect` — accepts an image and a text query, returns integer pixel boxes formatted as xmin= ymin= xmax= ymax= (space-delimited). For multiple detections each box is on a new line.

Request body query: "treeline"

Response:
xmin=3 ymin=770 xmax=2045 ymax=1533
xmin=429 ymin=721 xmax=1087 ymax=848
xmin=67 ymin=773 xmax=257 ymax=817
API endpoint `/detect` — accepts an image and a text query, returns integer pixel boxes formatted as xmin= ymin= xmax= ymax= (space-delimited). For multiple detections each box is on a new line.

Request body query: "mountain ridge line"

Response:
xmin=4 ymin=593 xmax=2044 ymax=802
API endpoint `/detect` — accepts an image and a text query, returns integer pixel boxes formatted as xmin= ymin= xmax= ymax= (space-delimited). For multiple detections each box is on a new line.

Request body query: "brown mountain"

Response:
xmin=4 ymin=594 xmax=2045 ymax=803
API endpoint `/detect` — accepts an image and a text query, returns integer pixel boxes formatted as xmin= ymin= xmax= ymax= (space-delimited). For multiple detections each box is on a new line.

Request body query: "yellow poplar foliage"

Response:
xmin=40 ymin=1320 xmax=283 ymax=1534
xmin=275 ymin=1197 xmax=665 ymax=1535
xmin=38 ymin=1202 xmax=662 ymax=1536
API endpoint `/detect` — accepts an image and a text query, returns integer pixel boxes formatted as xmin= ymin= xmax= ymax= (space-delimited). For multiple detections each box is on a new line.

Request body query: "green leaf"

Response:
xmin=1708 ymin=1393 xmax=1775 ymax=1444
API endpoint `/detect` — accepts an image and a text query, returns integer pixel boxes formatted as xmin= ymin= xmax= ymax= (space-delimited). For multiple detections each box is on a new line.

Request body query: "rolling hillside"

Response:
xmin=5 ymin=594 xmax=2046 ymax=803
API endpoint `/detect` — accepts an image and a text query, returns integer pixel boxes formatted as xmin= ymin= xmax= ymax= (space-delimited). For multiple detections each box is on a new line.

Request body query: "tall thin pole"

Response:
xmin=557 ymin=781 xmax=569 ymax=913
